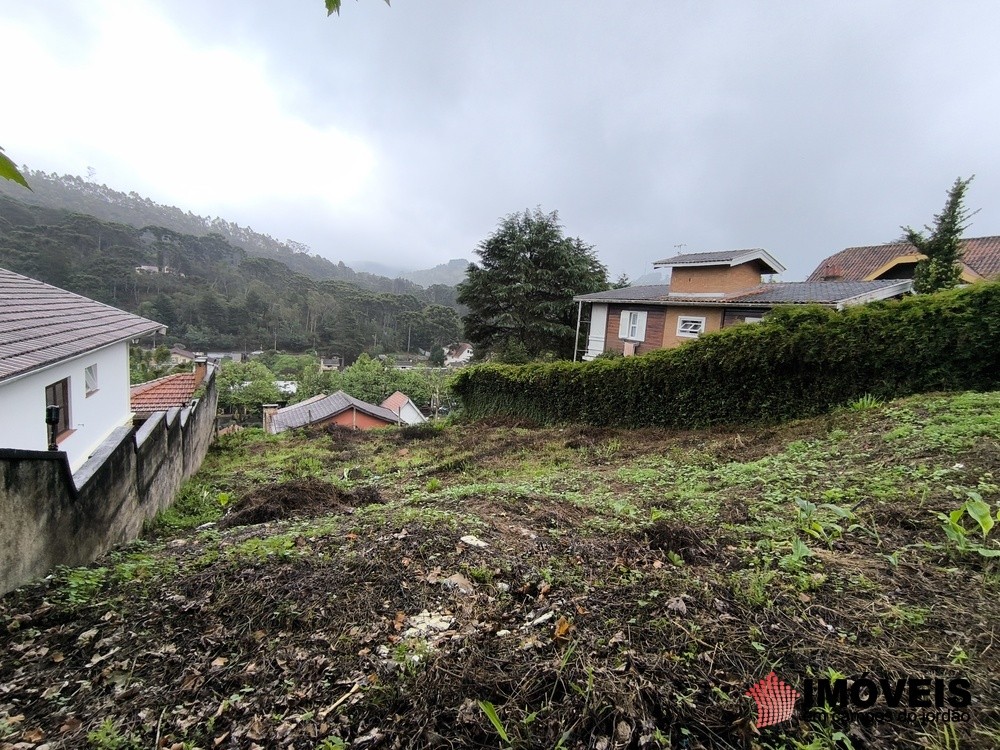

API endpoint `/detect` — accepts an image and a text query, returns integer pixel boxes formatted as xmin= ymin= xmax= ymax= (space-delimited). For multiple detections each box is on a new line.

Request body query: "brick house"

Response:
xmin=574 ymin=249 xmax=911 ymax=359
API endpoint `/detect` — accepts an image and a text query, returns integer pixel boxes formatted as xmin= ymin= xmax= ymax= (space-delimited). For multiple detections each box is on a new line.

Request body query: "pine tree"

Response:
xmin=456 ymin=208 xmax=609 ymax=360
xmin=904 ymin=176 xmax=977 ymax=294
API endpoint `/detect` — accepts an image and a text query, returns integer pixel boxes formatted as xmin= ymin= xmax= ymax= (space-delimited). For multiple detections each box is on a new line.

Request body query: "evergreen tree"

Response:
xmin=457 ymin=208 xmax=609 ymax=360
xmin=429 ymin=345 xmax=446 ymax=367
xmin=905 ymin=176 xmax=977 ymax=294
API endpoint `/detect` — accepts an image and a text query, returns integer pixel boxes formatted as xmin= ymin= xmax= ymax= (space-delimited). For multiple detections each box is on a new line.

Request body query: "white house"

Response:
xmin=381 ymin=391 xmax=427 ymax=425
xmin=0 ymin=267 xmax=164 ymax=472
xmin=445 ymin=342 xmax=474 ymax=366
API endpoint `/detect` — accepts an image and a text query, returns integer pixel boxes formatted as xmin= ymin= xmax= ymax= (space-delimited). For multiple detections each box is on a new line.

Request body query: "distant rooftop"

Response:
xmin=807 ymin=236 xmax=1000 ymax=282
xmin=130 ymin=372 xmax=198 ymax=413
xmin=270 ymin=390 xmax=400 ymax=433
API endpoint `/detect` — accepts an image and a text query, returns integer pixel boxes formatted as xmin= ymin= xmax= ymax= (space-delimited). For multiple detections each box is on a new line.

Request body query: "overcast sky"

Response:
xmin=2 ymin=1 xmax=999 ymax=282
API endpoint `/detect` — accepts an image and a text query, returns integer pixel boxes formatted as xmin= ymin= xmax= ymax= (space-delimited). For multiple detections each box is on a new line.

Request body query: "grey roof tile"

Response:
xmin=725 ymin=280 xmax=909 ymax=304
xmin=573 ymin=285 xmax=671 ymax=302
xmin=652 ymin=249 xmax=765 ymax=265
xmin=0 ymin=267 xmax=164 ymax=382
xmin=270 ymin=390 xmax=400 ymax=432
xmin=575 ymin=280 xmax=909 ymax=305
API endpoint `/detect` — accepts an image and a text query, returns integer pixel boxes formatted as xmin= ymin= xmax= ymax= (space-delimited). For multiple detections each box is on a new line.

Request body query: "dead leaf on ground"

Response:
xmin=58 ymin=717 xmax=81 ymax=734
xmin=553 ymin=615 xmax=573 ymax=642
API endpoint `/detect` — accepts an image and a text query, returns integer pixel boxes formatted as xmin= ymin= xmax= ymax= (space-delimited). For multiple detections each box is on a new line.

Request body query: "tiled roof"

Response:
xmin=271 ymin=390 xmax=399 ymax=432
xmin=574 ymin=280 xmax=910 ymax=306
xmin=381 ymin=391 xmax=410 ymax=411
xmin=0 ymin=267 xmax=164 ymax=383
xmin=651 ymin=248 xmax=785 ymax=274
xmin=574 ymin=285 xmax=671 ymax=302
xmin=807 ymin=236 xmax=1000 ymax=282
xmin=170 ymin=346 xmax=196 ymax=360
xmin=725 ymin=280 xmax=909 ymax=305
xmin=653 ymin=249 xmax=764 ymax=265
xmin=130 ymin=372 xmax=198 ymax=412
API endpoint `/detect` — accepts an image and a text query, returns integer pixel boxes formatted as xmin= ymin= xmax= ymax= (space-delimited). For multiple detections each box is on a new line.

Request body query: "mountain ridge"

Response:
xmin=0 ymin=169 xmax=463 ymax=294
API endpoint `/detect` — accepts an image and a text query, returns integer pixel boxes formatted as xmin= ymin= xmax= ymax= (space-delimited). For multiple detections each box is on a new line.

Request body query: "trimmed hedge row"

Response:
xmin=451 ymin=283 xmax=1000 ymax=428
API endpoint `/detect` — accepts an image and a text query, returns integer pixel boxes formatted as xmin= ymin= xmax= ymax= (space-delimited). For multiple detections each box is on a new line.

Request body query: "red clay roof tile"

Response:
xmin=807 ymin=236 xmax=1000 ymax=282
xmin=130 ymin=373 xmax=197 ymax=412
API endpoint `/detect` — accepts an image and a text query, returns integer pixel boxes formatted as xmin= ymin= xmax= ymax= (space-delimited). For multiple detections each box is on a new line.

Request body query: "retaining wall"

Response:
xmin=0 ymin=371 xmax=218 ymax=596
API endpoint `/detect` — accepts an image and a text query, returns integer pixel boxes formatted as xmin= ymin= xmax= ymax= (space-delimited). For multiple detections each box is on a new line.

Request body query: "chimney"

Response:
xmin=821 ymin=263 xmax=844 ymax=281
xmin=193 ymin=357 xmax=208 ymax=388
xmin=262 ymin=404 xmax=280 ymax=434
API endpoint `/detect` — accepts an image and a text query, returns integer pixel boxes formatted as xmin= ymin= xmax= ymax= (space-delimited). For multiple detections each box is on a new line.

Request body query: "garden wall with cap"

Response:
xmin=452 ymin=283 xmax=1000 ymax=427
xmin=0 ymin=370 xmax=218 ymax=596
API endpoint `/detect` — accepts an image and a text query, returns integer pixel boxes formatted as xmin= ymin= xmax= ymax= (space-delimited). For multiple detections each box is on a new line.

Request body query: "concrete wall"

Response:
xmin=0 ymin=342 xmax=133 ymax=472
xmin=0 ymin=369 xmax=218 ymax=596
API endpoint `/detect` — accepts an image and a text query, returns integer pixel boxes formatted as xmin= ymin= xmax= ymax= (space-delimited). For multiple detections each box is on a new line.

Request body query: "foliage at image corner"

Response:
xmin=325 ymin=0 xmax=390 ymax=15
xmin=0 ymin=147 xmax=30 ymax=190
xmin=451 ymin=282 xmax=1000 ymax=428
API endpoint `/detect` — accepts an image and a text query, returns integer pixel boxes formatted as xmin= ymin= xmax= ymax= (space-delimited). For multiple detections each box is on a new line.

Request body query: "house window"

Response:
xmin=677 ymin=316 xmax=706 ymax=338
xmin=618 ymin=310 xmax=647 ymax=342
xmin=45 ymin=377 xmax=71 ymax=439
xmin=85 ymin=364 xmax=99 ymax=396
xmin=744 ymin=317 xmax=763 ymax=324
xmin=627 ymin=311 xmax=640 ymax=339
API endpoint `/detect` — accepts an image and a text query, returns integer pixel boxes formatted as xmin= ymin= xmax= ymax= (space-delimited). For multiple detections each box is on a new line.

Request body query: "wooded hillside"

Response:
xmin=0 ymin=195 xmax=461 ymax=360
xmin=0 ymin=169 xmax=452 ymax=297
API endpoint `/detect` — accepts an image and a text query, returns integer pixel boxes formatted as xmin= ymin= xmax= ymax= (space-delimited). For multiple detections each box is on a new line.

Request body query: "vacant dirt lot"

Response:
xmin=2 ymin=392 xmax=999 ymax=749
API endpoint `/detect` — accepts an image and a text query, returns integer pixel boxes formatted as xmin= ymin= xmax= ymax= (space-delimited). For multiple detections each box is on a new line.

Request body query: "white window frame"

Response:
xmin=618 ymin=309 xmax=647 ymax=342
xmin=744 ymin=316 xmax=763 ymax=324
xmin=627 ymin=311 xmax=640 ymax=339
xmin=677 ymin=316 xmax=706 ymax=338
xmin=85 ymin=364 xmax=99 ymax=397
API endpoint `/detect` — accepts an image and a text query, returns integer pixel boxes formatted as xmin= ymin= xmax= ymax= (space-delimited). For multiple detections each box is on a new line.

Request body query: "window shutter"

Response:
xmin=635 ymin=311 xmax=647 ymax=341
xmin=618 ymin=312 xmax=629 ymax=339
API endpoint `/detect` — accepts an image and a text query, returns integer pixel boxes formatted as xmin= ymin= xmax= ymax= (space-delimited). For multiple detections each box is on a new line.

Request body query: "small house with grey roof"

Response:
xmin=263 ymin=390 xmax=402 ymax=434
xmin=0 ymin=267 xmax=164 ymax=471
xmin=573 ymin=249 xmax=911 ymax=359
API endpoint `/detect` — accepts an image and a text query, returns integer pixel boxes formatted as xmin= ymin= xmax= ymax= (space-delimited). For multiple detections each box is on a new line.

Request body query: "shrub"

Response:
xmin=451 ymin=283 xmax=1000 ymax=428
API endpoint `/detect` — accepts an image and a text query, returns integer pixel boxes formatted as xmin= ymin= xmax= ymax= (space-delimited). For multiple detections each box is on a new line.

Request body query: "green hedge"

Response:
xmin=451 ymin=283 xmax=1000 ymax=427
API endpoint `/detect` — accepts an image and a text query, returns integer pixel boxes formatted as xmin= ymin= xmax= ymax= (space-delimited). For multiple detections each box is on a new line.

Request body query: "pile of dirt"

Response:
xmin=217 ymin=479 xmax=382 ymax=529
